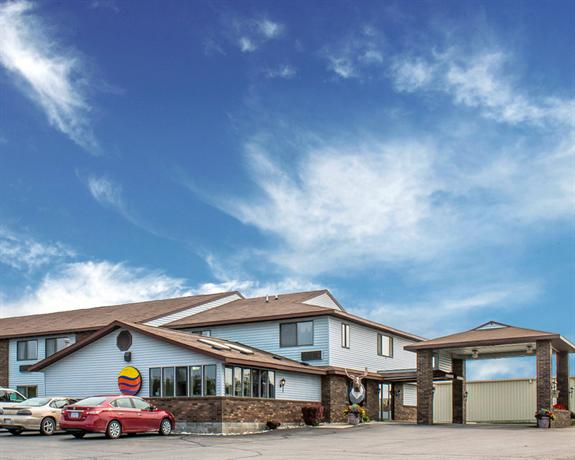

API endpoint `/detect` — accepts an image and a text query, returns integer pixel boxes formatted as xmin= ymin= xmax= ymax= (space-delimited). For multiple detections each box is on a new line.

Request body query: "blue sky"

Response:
xmin=0 ymin=0 xmax=573 ymax=379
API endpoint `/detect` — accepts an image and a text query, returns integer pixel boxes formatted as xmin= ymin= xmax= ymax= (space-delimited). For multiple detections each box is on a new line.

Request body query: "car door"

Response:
xmin=111 ymin=397 xmax=139 ymax=432
xmin=130 ymin=397 xmax=160 ymax=431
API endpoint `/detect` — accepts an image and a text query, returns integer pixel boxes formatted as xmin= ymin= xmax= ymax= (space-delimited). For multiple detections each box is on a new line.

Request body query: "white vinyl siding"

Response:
xmin=403 ymin=383 xmax=417 ymax=406
xmin=185 ymin=316 xmax=330 ymax=365
xmin=42 ymin=329 xmax=223 ymax=398
xmin=275 ymin=371 xmax=322 ymax=402
xmin=327 ymin=317 xmax=417 ymax=372
xmin=9 ymin=334 xmax=77 ymax=396
xmin=144 ymin=294 xmax=241 ymax=327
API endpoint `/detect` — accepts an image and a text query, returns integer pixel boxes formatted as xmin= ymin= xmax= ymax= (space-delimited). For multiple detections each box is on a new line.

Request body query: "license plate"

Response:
xmin=3 ymin=418 xmax=12 ymax=424
xmin=70 ymin=412 xmax=80 ymax=419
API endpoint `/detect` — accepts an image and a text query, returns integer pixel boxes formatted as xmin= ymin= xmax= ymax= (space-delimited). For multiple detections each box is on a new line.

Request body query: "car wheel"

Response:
xmin=105 ymin=420 xmax=122 ymax=439
xmin=8 ymin=429 xmax=23 ymax=436
xmin=159 ymin=418 xmax=172 ymax=436
xmin=72 ymin=432 xmax=86 ymax=439
xmin=40 ymin=417 xmax=56 ymax=436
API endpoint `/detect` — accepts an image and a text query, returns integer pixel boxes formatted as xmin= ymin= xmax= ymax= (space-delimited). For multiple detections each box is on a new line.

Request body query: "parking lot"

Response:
xmin=1 ymin=423 xmax=574 ymax=460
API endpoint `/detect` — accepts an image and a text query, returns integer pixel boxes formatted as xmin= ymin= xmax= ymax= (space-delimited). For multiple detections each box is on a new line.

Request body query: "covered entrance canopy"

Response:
xmin=405 ymin=321 xmax=575 ymax=425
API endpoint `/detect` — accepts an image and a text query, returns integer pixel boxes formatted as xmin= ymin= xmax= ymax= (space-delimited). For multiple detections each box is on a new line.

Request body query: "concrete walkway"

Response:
xmin=1 ymin=423 xmax=574 ymax=459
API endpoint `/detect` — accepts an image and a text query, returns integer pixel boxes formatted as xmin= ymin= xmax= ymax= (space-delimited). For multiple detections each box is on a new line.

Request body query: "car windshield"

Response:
xmin=74 ymin=397 xmax=108 ymax=407
xmin=19 ymin=398 xmax=51 ymax=407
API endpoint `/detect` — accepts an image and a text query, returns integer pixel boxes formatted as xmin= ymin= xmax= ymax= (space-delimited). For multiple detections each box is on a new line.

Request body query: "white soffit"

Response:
xmin=144 ymin=293 xmax=242 ymax=327
xmin=302 ymin=292 xmax=342 ymax=310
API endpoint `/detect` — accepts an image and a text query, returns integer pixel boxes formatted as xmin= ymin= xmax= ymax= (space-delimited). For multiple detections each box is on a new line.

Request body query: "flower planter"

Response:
xmin=347 ymin=414 xmax=360 ymax=425
xmin=537 ymin=416 xmax=550 ymax=429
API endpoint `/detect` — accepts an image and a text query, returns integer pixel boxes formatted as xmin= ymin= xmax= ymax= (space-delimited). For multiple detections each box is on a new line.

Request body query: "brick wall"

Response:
xmin=364 ymin=379 xmax=380 ymax=422
xmin=393 ymin=383 xmax=417 ymax=422
xmin=321 ymin=374 xmax=348 ymax=423
xmin=0 ymin=339 xmax=8 ymax=387
xmin=145 ymin=396 xmax=321 ymax=425
xmin=536 ymin=340 xmax=552 ymax=410
xmin=416 ymin=350 xmax=434 ymax=424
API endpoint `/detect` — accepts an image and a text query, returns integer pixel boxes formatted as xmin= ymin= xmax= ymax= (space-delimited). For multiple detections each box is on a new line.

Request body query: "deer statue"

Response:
xmin=345 ymin=367 xmax=369 ymax=404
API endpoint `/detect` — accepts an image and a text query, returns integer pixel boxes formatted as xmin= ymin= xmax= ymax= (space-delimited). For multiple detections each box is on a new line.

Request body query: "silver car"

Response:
xmin=0 ymin=397 xmax=77 ymax=435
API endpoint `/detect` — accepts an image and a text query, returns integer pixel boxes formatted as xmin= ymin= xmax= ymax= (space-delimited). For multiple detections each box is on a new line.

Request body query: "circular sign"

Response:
xmin=118 ymin=366 xmax=142 ymax=395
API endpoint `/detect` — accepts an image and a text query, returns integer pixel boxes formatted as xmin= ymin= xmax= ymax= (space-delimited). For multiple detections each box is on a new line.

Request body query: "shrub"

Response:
xmin=302 ymin=405 xmax=324 ymax=426
xmin=266 ymin=420 xmax=281 ymax=430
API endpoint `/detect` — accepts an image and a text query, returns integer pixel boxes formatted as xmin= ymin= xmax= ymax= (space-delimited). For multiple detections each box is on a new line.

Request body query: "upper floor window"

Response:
xmin=341 ymin=324 xmax=350 ymax=349
xmin=45 ymin=337 xmax=70 ymax=358
xmin=280 ymin=321 xmax=313 ymax=347
xmin=377 ymin=334 xmax=393 ymax=357
xmin=191 ymin=330 xmax=211 ymax=337
xmin=17 ymin=340 xmax=38 ymax=361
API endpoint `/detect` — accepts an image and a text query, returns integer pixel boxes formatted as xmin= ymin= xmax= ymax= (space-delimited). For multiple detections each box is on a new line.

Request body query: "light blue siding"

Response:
xmin=9 ymin=334 xmax=76 ymax=396
xmin=42 ymin=329 xmax=223 ymax=397
xmin=185 ymin=316 xmax=330 ymax=366
xmin=327 ymin=317 xmax=417 ymax=372
xmin=275 ymin=371 xmax=322 ymax=402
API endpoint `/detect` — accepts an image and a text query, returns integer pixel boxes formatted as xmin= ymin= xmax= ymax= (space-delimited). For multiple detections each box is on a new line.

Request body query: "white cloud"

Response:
xmin=0 ymin=1 xmax=98 ymax=151
xmin=467 ymin=357 xmax=535 ymax=380
xmin=0 ymin=260 xmax=193 ymax=317
xmin=0 ymin=226 xmax=74 ymax=271
xmin=264 ymin=64 xmax=296 ymax=79
xmin=390 ymin=49 xmax=575 ymax=128
xmin=238 ymin=37 xmax=256 ymax=53
xmin=87 ymin=176 xmax=124 ymax=210
xmin=227 ymin=16 xmax=285 ymax=53
xmin=257 ymin=19 xmax=284 ymax=39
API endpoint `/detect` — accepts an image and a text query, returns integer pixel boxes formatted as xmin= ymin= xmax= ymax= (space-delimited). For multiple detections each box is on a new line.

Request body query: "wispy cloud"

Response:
xmin=226 ymin=16 xmax=285 ymax=54
xmin=89 ymin=0 xmax=119 ymax=13
xmin=0 ymin=226 xmax=74 ymax=271
xmin=264 ymin=64 xmax=296 ymax=79
xmin=87 ymin=176 xmax=124 ymax=211
xmin=390 ymin=49 xmax=575 ymax=128
xmin=0 ymin=1 xmax=99 ymax=151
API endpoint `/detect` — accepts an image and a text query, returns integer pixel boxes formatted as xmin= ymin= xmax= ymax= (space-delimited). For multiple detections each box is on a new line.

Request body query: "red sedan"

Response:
xmin=60 ymin=395 xmax=175 ymax=439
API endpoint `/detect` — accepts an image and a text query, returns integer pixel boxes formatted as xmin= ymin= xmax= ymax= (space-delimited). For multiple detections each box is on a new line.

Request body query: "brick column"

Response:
xmin=556 ymin=351 xmax=570 ymax=410
xmin=321 ymin=374 xmax=348 ymax=423
xmin=452 ymin=358 xmax=466 ymax=424
xmin=536 ymin=340 xmax=553 ymax=410
xmin=416 ymin=350 xmax=434 ymax=425
xmin=0 ymin=339 xmax=8 ymax=387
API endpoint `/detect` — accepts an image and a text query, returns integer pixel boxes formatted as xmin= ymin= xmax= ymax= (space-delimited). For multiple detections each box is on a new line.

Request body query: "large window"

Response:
xmin=280 ymin=321 xmax=314 ymax=347
xmin=341 ymin=324 xmax=350 ymax=349
xmin=45 ymin=337 xmax=70 ymax=358
xmin=15 ymin=386 xmax=37 ymax=399
xmin=17 ymin=340 xmax=38 ymax=361
xmin=176 ymin=367 xmax=188 ymax=397
xmin=377 ymin=334 xmax=393 ymax=357
xmin=149 ymin=365 xmax=217 ymax=398
xmin=225 ymin=366 xmax=276 ymax=399
xmin=150 ymin=368 xmax=162 ymax=397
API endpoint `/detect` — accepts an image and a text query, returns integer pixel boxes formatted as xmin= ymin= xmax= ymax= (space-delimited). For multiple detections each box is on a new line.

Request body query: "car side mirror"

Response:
xmin=148 ymin=405 xmax=157 ymax=411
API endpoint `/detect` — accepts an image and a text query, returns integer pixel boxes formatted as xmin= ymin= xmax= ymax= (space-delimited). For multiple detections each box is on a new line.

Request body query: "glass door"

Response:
xmin=378 ymin=383 xmax=392 ymax=421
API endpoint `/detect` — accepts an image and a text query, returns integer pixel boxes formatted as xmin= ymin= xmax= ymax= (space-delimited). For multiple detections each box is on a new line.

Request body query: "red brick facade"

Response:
xmin=392 ymin=384 xmax=417 ymax=422
xmin=0 ymin=339 xmax=8 ymax=388
xmin=416 ymin=349 xmax=434 ymax=424
xmin=536 ymin=340 xmax=553 ymax=410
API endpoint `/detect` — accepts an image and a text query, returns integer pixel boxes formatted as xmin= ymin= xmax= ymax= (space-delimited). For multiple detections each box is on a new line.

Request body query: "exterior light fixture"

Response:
xmin=526 ymin=344 xmax=534 ymax=354
xmin=471 ymin=349 xmax=479 ymax=359
xmin=280 ymin=378 xmax=286 ymax=391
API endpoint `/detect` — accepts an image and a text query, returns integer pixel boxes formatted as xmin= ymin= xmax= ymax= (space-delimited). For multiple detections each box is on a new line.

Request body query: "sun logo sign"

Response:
xmin=118 ymin=366 xmax=142 ymax=395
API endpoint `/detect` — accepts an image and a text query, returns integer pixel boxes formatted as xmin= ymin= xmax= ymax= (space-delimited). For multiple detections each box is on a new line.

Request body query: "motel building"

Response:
xmin=0 ymin=290 xmax=572 ymax=433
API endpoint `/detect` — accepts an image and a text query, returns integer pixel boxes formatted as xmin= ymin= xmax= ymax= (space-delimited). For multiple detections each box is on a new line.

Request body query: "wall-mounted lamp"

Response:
xmin=124 ymin=352 xmax=132 ymax=362
xmin=280 ymin=378 xmax=286 ymax=392
xmin=526 ymin=344 xmax=534 ymax=355
xmin=471 ymin=349 xmax=479 ymax=359
xmin=393 ymin=389 xmax=401 ymax=398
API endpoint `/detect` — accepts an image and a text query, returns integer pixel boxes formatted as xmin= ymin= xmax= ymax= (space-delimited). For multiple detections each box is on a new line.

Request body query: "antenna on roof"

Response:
xmin=274 ymin=294 xmax=279 ymax=300
xmin=265 ymin=295 xmax=269 ymax=303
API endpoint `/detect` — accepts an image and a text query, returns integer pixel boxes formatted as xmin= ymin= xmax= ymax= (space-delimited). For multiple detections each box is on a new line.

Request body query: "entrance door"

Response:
xmin=378 ymin=383 xmax=393 ymax=421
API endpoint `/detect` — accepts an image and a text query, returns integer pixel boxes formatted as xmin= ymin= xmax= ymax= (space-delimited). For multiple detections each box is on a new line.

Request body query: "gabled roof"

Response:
xmin=29 ymin=321 xmax=325 ymax=375
xmin=165 ymin=290 xmax=424 ymax=342
xmin=404 ymin=321 xmax=575 ymax=353
xmin=0 ymin=292 xmax=238 ymax=339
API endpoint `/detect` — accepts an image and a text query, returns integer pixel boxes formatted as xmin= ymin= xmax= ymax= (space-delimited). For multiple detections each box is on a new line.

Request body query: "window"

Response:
xmin=190 ymin=366 xmax=202 ymax=396
xmin=162 ymin=367 xmax=175 ymax=397
xmin=176 ymin=366 xmax=188 ymax=397
xmin=341 ymin=324 xmax=350 ymax=349
xmin=115 ymin=398 xmax=134 ymax=408
xmin=204 ymin=365 xmax=216 ymax=396
xmin=45 ymin=337 xmax=70 ymax=358
xmin=15 ymin=386 xmax=37 ymax=399
xmin=3 ymin=389 xmax=27 ymax=402
xmin=280 ymin=321 xmax=314 ymax=347
xmin=377 ymin=334 xmax=393 ymax=357
xmin=50 ymin=399 xmax=70 ymax=409
xmin=224 ymin=366 xmax=233 ymax=396
xmin=17 ymin=340 xmax=38 ymax=361
xmin=150 ymin=368 xmax=162 ymax=397
xmin=224 ymin=366 xmax=276 ymax=399
xmin=132 ymin=398 xmax=151 ymax=410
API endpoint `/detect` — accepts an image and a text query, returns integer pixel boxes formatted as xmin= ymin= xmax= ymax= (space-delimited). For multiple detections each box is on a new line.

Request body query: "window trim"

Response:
xmin=279 ymin=320 xmax=314 ymax=348
xmin=341 ymin=323 xmax=350 ymax=349
xmin=16 ymin=340 xmax=38 ymax=361
xmin=377 ymin=334 xmax=394 ymax=358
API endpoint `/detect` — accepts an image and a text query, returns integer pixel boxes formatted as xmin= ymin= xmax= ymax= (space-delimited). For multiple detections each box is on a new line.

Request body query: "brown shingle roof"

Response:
xmin=29 ymin=321 xmax=325 ymax=375
xmin=166 ymin=290 xmax=424 ymax=342
xmin=0 ymin=292 xmax=237 ymax=339
xmin=404 ymin=321 xmax=575 ymax=352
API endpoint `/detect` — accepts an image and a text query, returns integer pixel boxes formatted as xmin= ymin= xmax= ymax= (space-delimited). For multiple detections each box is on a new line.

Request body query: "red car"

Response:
xmin=60 ymin=395 xmax=175 ymax=439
